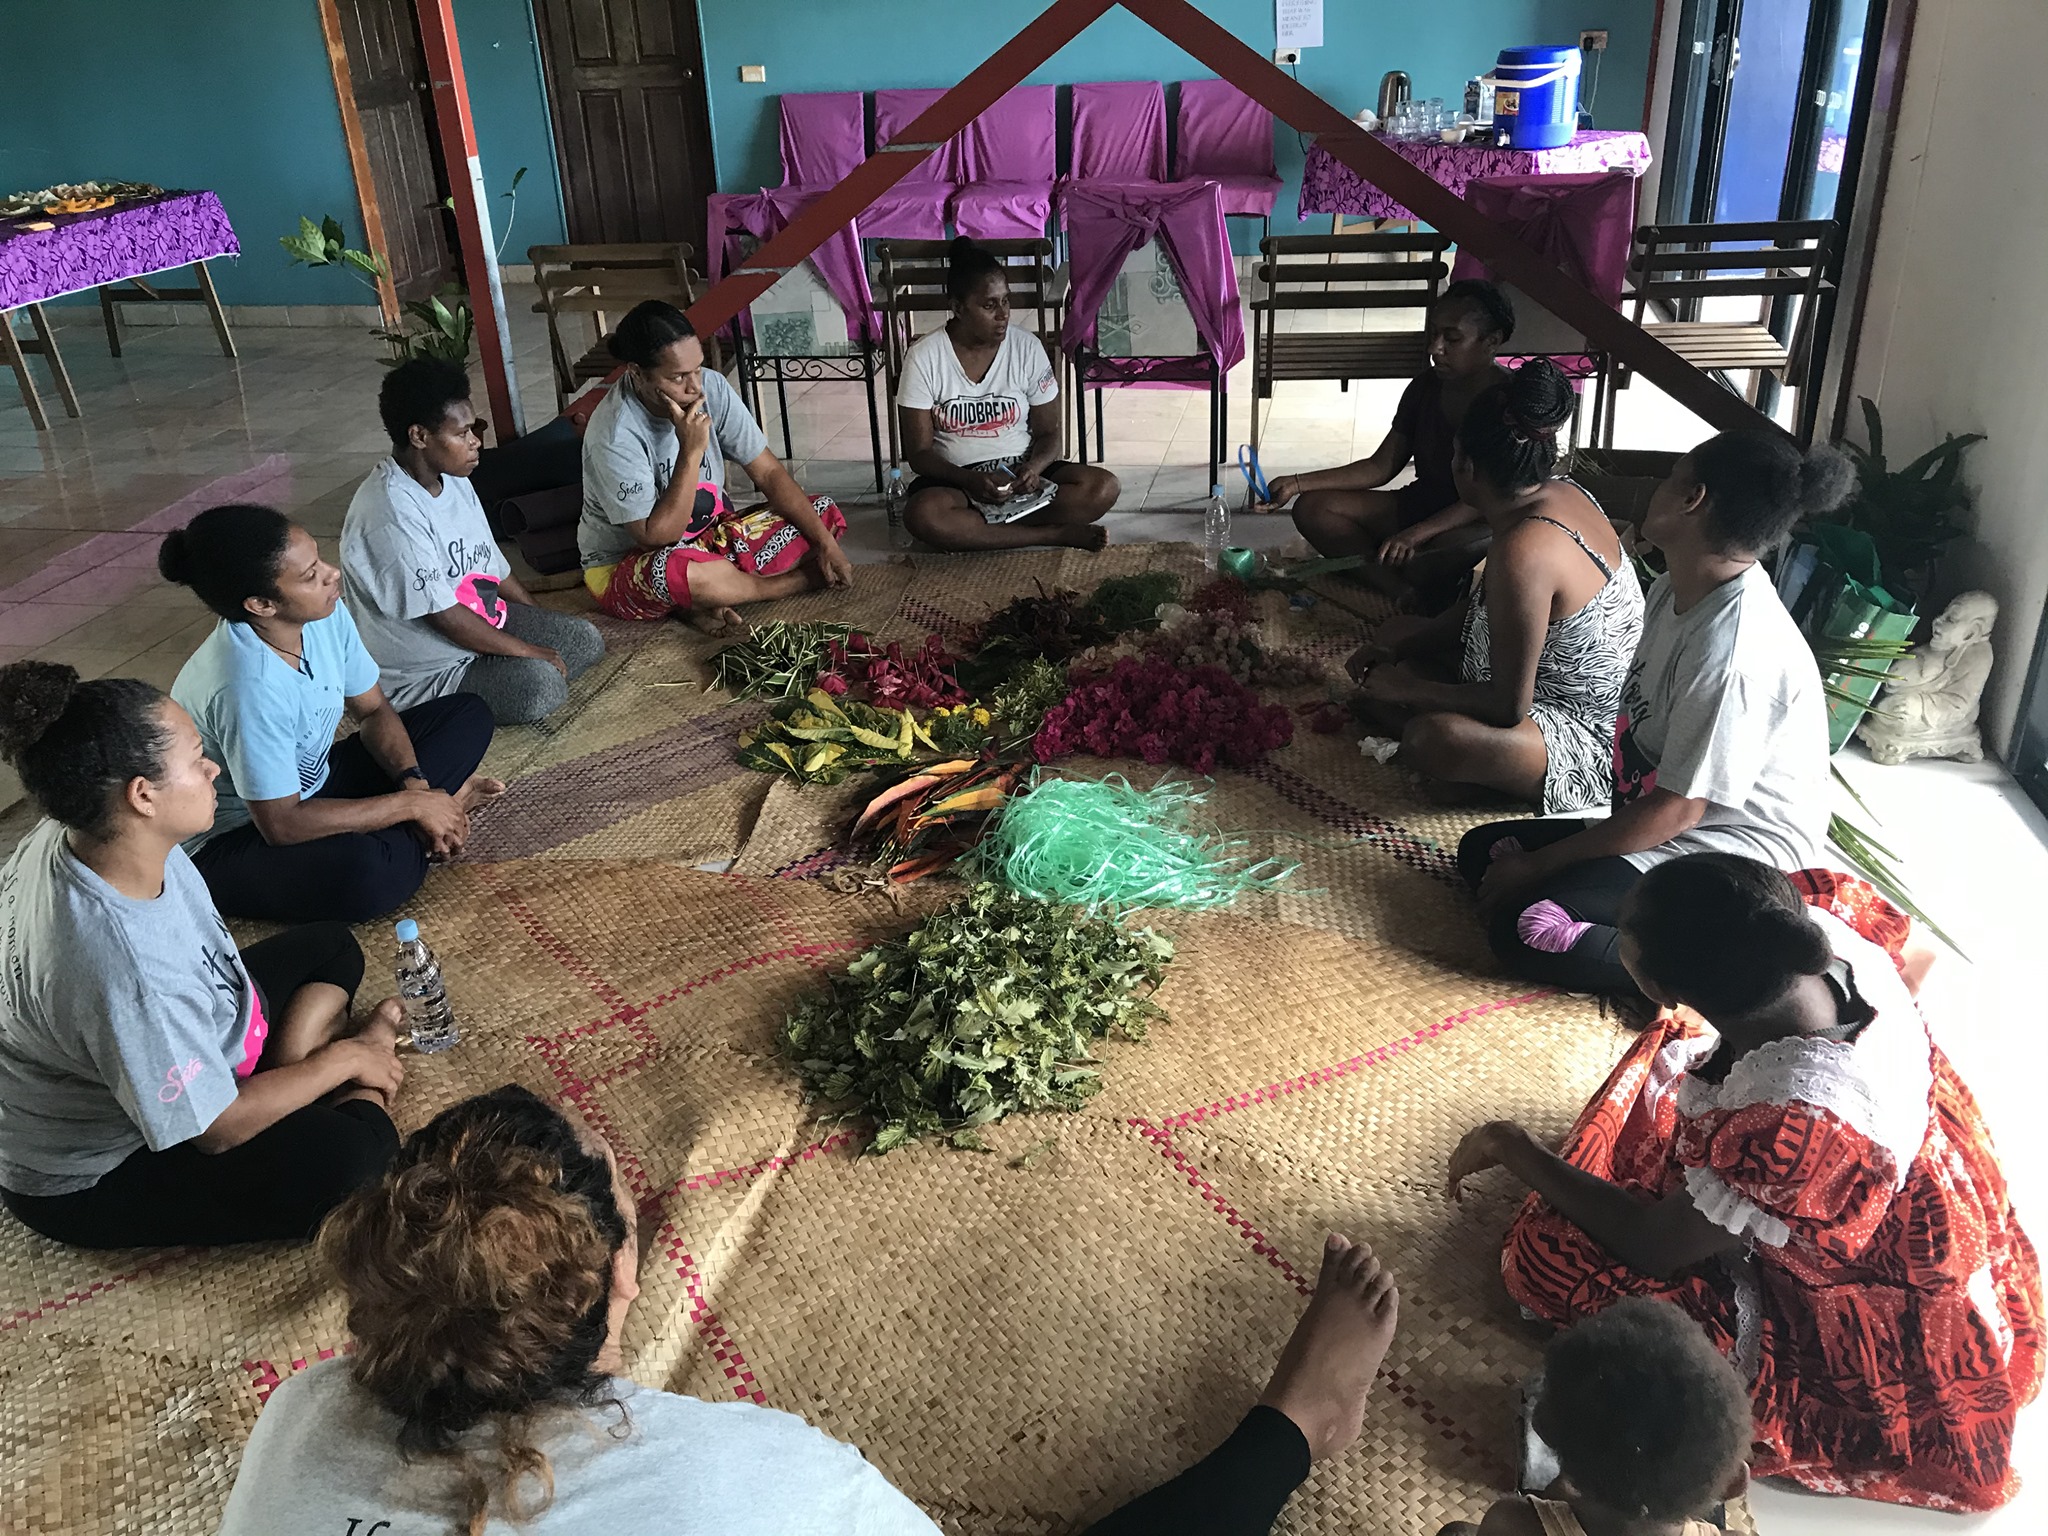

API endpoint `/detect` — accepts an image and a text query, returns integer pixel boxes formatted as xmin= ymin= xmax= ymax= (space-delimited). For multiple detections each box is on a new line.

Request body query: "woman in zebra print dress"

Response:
xmin=1349 ymin=360 xmax=1642 ymax=815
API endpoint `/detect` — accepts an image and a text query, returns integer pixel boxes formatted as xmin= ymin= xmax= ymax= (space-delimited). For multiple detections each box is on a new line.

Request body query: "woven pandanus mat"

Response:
xmin=0 ymin=860 xmax=1620 ymax=1536
xmin=635 ymin=909 xmax=1626 ymax=1536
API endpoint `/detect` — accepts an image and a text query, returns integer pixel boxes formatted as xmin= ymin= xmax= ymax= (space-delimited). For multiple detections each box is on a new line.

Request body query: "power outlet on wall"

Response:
xmin=739 ymin=63 xmax=766 ymax=83
xmin=1273 ymin=48 xmax=1300 ymax=66
xmin=1579 ymin=29 xmax=1608 ymax=52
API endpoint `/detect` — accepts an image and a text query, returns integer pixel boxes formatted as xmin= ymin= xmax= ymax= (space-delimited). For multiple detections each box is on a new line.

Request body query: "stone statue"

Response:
xmin=1857 ymin=590 xmax=1998 ymax=765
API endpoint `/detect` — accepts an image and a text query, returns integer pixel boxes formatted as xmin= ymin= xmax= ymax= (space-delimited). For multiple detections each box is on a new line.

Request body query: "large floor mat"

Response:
xmin=2 ymin=545 xmax=1633 ymax=1534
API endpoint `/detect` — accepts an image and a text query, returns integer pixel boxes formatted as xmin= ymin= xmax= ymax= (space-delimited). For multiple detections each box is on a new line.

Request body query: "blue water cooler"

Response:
xmin=1486 ymin=45 xmax=1581 ymax=149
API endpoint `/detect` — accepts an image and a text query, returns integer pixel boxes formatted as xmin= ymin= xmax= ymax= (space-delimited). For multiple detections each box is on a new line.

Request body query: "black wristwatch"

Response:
xmin=398 ymin=766 xmax=428 ymax=786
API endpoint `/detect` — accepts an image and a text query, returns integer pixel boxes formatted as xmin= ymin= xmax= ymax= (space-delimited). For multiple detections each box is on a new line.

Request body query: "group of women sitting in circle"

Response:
xmin=0 ymin=248 xmax=2039 ymax=1530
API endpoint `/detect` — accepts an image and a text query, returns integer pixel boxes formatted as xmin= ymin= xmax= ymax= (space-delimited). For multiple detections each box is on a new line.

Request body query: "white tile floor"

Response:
xmin=1 ymin=284 xmax=2043 ymax=1530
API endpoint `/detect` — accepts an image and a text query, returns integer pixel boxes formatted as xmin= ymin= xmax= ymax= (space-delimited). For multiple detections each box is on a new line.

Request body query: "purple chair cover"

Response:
xmin=1071 ymin=81 xmax=1169 ymax=182
xmin=1173 ymin=79 xmax=1281 ymax=218
xmin=952 ymin=85 xmax=1057 ymax=240
xmin=0 ymin=190 xmax=239 ymax=310
xmin=777 ymin=91 xmax=865 ymax=187
xmin=705 ymin=189 xmax=876 ymax=346
xmin=1060 ymin=180 xmax=1244 ymax=373
xmin=866 ymin=88 xmax=964 ymax=239
xmin=1448 ymin=172 xmax=1636 ymax=308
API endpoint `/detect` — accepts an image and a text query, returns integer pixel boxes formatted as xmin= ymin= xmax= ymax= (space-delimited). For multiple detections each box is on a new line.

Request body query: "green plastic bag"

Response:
xmin=1780 ymin=523 xmax=1918 ymax=753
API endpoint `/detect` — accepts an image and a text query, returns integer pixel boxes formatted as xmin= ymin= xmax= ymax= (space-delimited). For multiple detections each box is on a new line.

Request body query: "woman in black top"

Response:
xmin=1263 ymin=281 xmax=1514 ymax=606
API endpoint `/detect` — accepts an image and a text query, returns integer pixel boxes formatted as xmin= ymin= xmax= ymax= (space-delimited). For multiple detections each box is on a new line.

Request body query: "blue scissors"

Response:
xmin=1236 ymin=443 xmax=1271 ymax=506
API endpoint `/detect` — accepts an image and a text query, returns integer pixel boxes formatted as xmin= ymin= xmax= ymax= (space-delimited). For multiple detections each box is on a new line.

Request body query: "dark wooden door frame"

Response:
xmin=316 ymin=0 xmax=402 ymax=323
xmin=529 ymin=0 xmax=717 ymax=251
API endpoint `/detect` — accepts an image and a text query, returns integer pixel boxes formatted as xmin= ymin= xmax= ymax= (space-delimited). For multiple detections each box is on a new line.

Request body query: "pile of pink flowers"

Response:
xmin=818 ymin=633 xmax=966 ymax=711
xmin=1033 ymin=656 xmax=1293 ymax=772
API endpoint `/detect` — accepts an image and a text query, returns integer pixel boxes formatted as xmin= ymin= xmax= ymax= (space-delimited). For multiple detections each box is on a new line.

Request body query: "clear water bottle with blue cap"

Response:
xmin=394 ymin=919 xmax=459 ymax=1054
xmin=1203 ymin=483 xmax=1231 ymax=572
xmin=885 ymin=465 xmax=911 ymax=549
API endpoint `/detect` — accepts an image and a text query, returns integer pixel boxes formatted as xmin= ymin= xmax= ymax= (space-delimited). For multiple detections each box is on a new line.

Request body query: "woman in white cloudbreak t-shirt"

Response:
xmin=896 ymin=238 xmax=1121 ymax=551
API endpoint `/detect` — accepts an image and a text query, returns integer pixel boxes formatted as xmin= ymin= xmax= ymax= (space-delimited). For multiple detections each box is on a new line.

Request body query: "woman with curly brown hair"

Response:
xmin=218 ymin=1085 xmax=1404 ymax=1536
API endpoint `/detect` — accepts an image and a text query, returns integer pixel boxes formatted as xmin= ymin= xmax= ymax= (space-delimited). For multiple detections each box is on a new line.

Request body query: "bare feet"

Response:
xmin=355 ymin=995 xmax=405 ymax=1047
xmin=454 ymin=774 xmax=508 ymax=814
xmin=1060 ymin=524 xmax=1110 ymax=552
xmin=1257 ymin=1233 xmax=1400 ymax=1461
xmin=688 ymin=605 xmax=749 ymax=637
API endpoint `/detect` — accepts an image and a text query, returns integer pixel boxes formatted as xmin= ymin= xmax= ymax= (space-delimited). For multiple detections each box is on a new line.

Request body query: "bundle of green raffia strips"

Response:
xmin=780 ymin=883 xmax=1173 ymax=1153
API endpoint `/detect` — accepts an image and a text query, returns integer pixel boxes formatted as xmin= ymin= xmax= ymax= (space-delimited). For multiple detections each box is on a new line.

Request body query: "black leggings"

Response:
xmin=1 ymin=924 xmax=399 ymax=1248
xmin=193 ymin=693 xmax=493 ymax=923
xmin=1457 ymin=818 xmax=1645 ymax=998
xmin=1083 ymin=1406 xmax=1311 ymax=1536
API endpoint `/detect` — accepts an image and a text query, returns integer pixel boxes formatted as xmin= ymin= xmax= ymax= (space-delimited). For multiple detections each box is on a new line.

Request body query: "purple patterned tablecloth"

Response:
xmin=0 ymin=190 xmax=239 ymax=310
xmin=1298 ymin=130 xmax=1652 ymax=222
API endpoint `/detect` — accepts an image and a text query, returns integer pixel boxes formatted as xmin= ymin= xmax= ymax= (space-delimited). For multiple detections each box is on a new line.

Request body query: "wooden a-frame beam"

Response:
xmin=690 ymin=0 xmax=1777 ymax=439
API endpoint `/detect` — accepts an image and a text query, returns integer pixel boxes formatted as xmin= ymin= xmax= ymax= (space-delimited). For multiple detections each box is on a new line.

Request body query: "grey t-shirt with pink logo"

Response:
xmin=342 ymin=456 xmax=513 ymax=709
xmin=0 ymin=819 xmax=253 ymax=1196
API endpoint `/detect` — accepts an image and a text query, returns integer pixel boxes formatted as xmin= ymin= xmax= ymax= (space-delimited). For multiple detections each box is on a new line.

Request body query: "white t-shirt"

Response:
xmin=1612 ymin=563 xmax=1830 ymax=872
xmin=578 ymin=372 xmax=768 ymax=569
xmin=341 ymin=457 xmax=512 ymax=709
xmin=217 ymin=1356 xmax=942 ymax=1536
xmin=896 ymin=325 xmax=1058 ymax=466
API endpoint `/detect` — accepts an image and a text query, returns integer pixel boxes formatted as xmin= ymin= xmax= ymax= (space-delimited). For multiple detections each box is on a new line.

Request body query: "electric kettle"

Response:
xmin=1376 ymin=71 xmax=1412 ymax=121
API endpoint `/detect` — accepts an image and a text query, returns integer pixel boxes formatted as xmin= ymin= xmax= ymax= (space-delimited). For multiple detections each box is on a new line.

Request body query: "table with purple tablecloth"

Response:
xmin=0 ymin=189 xmax=239 ymax=309
xmin=1 ymin=189 xmax=239 ymax=428
xmin=1297 ymin=130 xmax=1652 ymax=222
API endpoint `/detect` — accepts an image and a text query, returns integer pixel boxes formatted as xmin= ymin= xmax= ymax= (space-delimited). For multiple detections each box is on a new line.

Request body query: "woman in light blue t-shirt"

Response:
xmin=159 ymin=504 xmax=501 ymax=924
xmin=0 ymin=660 xmax=405 ymax=1249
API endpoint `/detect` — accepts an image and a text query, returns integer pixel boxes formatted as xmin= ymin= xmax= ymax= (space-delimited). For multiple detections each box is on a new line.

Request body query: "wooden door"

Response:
xmin=337 ymin=0 xmax=457 ymax=300
xmin=533 ymin=0 xmax=715 ymax=252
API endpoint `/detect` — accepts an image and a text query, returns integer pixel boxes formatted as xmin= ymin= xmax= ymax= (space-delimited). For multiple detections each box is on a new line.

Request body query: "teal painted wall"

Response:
xmin=699 ymin=0 xmax=1656 ymax=240
xmin=0 ymin=0 xmax=566 ymax=307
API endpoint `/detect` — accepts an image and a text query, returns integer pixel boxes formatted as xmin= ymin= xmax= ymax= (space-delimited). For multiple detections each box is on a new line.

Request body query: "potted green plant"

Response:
xmin=279 ymin=169 xmax=524 ymax=368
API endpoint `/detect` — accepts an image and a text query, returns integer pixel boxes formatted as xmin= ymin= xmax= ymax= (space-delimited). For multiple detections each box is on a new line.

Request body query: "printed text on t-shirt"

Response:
xmin=934 ymin=396 xmax=1023 ymax=439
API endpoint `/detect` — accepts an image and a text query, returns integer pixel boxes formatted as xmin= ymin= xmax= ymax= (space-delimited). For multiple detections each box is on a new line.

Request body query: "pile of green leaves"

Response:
xmin=780 ymin=883 xmax=1174 ymax=1152
xmin=737 ymin=687 xmax=933 ymax=784
xmin=1084 ymin=571 xmax=1181 ymax=633
xmin=713 ymin=621 xmax=855 ymax=700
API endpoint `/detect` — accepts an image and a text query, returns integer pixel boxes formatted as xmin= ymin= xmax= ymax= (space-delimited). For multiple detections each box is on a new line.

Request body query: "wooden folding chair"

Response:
xmin=1602 ymin=218 xmax=1838 ymax=444
xmin=528 ymin=243 xmax=710 ymax=408
xmin=874 ymin=237 xmax=1065 ymax=463
xmin=1250 ymin=231 xmax=1451 ymax=451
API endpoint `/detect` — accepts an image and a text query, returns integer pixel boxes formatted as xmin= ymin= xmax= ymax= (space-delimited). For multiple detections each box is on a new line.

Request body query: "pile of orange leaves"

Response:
xmin=848 ymin=760 xmax=1023 ymax=883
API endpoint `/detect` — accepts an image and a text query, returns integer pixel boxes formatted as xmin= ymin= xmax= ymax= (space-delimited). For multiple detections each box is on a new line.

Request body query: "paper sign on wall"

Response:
xmin=1276 ymin=0 xmax=1323 ymax=51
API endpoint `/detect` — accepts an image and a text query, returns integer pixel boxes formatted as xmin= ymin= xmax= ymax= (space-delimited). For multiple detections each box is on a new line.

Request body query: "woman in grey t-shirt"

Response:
xmin=1452 ymin=431 xmax=1854 ymax=999
xmin=0 ymin=661 xmax=407 ymax=1247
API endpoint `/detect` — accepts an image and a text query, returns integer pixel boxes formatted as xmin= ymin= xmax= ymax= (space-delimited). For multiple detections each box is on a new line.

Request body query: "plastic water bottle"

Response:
xmin=394 ymin=919 xmax=459 ymax=1054
xmin=1202 ymin=483 xmax=1231 ymax=573
xmin=885 ymin=465 xmax=911 ymax=549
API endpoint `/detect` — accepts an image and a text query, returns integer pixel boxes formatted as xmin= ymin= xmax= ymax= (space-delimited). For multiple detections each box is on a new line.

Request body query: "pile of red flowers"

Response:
xmin=1033 ymin=656 xmax=1293 ymax=772
xmin=818 ymin=633 xmax=966 ymax=711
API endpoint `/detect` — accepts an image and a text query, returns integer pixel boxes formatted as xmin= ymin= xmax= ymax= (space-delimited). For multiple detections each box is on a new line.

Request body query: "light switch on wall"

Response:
xmin=740 ymin=64 xmax=766 ymax=83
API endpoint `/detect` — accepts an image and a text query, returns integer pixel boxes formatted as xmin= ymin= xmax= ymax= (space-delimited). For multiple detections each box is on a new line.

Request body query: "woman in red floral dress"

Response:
xmin=1449 ymin=854 xmax=2042 ymax=1510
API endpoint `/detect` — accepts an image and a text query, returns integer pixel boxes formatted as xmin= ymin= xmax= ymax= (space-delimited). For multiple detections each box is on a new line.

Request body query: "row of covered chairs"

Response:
xmin=777 ymin=80 xmax=1281 ymax=243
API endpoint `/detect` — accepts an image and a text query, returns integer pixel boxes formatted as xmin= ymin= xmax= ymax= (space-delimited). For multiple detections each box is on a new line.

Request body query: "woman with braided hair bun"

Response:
xmin=1346 ymin=358 xmax=1643 ymax=818
xmin=1449 ymin=853 xmax=2042 ymax=1511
